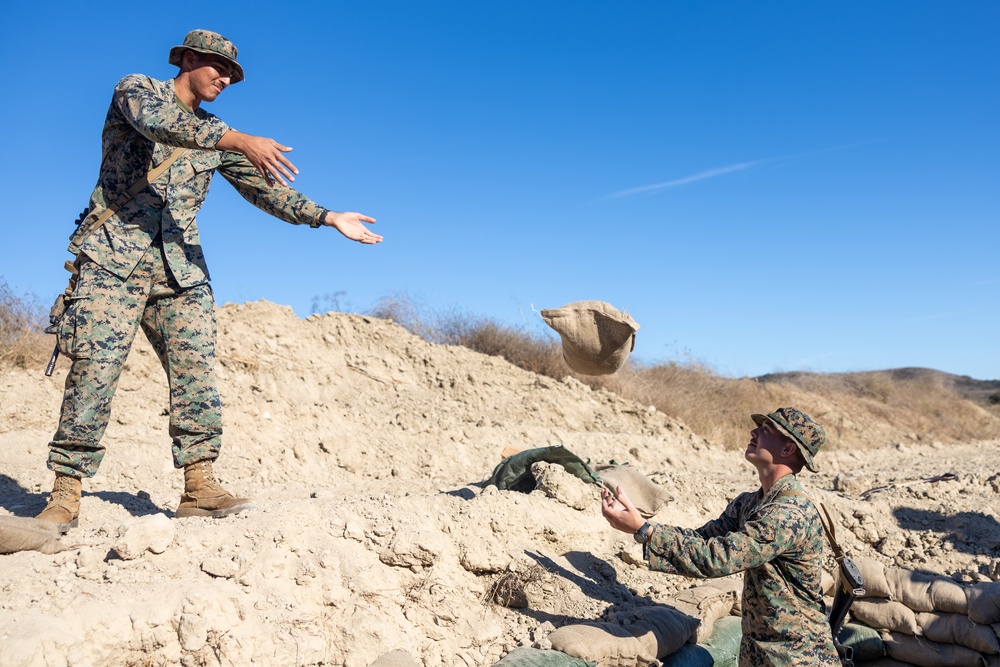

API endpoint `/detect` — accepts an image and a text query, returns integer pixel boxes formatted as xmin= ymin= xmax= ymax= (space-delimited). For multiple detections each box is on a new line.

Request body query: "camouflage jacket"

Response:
xmin=70 ymin=74 xmax=329 ymax=287
xmin=646 ymin=474 xmax=840 ymax=667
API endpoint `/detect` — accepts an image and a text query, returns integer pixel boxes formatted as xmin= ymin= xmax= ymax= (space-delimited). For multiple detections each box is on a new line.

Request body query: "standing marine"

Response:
xmin=601 ymin=407 xmax=841 ymax=666
xmin=36 ymin=29 xmax=383 ymax=531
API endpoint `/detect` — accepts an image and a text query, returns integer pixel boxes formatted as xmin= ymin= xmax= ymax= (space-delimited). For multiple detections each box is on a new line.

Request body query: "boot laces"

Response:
xmin=51 ymin=476 xmax=78 ymax=502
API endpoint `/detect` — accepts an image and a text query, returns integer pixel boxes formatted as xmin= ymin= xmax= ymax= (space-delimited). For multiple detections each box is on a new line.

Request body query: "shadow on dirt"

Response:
xmin=0 ymin=474 xmax=163 ymax=518
xmin=892 ymin=506 xmax=1000 ymax=557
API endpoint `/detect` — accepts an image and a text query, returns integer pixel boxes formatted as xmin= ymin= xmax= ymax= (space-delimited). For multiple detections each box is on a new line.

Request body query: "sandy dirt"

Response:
xmin=1 ymin=300 xmax=997 ymax=666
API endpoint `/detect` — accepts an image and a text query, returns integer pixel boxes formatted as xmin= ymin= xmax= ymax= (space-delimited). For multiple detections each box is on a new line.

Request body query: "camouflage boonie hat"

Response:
xmin=169 ymin=29 xmax=244 ymax=83
xmin=751 ymin=407 xmax=826 ymax=473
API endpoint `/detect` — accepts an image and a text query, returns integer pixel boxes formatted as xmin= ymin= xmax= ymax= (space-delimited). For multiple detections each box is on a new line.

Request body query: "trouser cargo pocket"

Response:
xmin=57 ymin=292 xmax=94 ymax=360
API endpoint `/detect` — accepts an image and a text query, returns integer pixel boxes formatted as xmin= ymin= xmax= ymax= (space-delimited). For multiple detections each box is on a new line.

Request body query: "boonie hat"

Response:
xmin=751 ymin=407 xmax=826 ymax=473
xmin=168 ymin=29 xmax=244 ymax=83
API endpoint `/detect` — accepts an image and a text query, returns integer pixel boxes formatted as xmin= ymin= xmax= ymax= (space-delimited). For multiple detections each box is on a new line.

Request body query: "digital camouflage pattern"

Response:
xmin=751 ymin=407 xmax=826 ymax=472
xmin=50 ymin=247 xmax=221 ymax=477
xmin=168 ymin=29 xmax=245 ymax=83
xmin=646 ymin=474 xmax=840 ymax=666
xmin=51 ymin=71 xmax=330 ymax=477
xmin=70 ymin=74 xmax=328 ymax=287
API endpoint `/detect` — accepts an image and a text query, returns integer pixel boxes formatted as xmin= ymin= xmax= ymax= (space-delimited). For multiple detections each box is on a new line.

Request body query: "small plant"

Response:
xmin=483 ymin=564 xmax=548 ymax=608
xmin=0 ymin=278 xmax=50 ymax=369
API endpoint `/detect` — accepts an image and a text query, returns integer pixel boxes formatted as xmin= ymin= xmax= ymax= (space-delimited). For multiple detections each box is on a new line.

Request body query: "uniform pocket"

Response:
xmin=57 ymin=291 xmax=94 ymax=360
xmin=188 ymin=151 xmax=220 ymax=174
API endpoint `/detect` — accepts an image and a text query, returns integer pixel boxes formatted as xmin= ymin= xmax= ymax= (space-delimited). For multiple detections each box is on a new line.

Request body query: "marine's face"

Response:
xmin=745 ymin=419 xmax=792 ymax=467
xmin=185 ymin=52 xmax=235 ymax=103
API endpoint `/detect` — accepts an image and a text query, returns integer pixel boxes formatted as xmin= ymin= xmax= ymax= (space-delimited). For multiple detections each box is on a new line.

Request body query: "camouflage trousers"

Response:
xmin=48 ymin=239 xmax=222 ymax=478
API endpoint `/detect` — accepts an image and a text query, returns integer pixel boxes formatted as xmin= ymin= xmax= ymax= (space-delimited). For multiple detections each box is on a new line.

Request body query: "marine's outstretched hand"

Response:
xmin=322 ymin=211 xmax=382 ymax=244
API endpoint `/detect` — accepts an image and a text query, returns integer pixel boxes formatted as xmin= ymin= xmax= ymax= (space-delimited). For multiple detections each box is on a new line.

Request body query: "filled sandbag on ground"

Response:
xmin=0 ymin=515 xmax=73 ymax=555
xmin=541 ymin=301 xmax=639 ymax=376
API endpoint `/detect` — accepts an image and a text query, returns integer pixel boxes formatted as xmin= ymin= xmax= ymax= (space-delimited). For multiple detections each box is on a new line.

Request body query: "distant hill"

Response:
xmin=759 ymin=367 xmax=1000 ymax=410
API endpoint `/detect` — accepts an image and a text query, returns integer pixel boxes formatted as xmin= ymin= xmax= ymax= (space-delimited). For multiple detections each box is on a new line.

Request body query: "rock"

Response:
xmin=112 ymin=514 xmax=175 ymax=560
xmin=200 ymin=557 xmax=238 ymax=579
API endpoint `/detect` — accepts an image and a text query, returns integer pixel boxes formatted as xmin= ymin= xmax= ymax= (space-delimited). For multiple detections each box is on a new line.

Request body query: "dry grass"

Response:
xmin=371 ymin=295 xmax=1000 ymax=449
xmin=0 ymin=278 xmax=51 ymax=369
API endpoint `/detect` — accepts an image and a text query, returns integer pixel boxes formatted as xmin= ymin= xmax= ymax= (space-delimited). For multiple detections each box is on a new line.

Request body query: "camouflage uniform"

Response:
xmin=646 ymin=474 xmax=840 ymax=667
xmin=49 ymin=72 xmax=329 ymax=478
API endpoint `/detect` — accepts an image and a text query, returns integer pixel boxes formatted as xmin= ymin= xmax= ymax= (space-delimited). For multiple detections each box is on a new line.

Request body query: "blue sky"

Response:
xmin=2 ymin=2 xmax=997 ymax=379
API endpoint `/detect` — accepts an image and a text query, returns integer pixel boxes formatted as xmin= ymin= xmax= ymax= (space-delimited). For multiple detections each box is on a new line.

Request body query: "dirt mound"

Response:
xmin=1 ymin=300 xmax=997 ymax=666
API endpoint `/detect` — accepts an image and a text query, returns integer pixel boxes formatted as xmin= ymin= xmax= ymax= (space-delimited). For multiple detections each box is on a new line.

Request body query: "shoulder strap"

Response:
xmin=71 ymin=146 xmax=187 ymax=252
xmin=87 ymin=146 xmax=187 ymax=236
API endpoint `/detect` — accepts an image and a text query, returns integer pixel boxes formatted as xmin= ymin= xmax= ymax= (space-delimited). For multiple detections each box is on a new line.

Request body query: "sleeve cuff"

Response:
xmin=309 ymin=209 xmax=330 ymax=228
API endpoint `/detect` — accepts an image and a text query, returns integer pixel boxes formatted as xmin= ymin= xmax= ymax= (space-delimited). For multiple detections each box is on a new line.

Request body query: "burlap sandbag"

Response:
xmin=668 ymin=584 xmax=739 ymax=644
xmin=915 ymin=611 xmax=1000 ymax=655
xmin=854 ymin=557 xmax=893 ymax=599
xmin=547 ymin=606 xmax=698 ymax=666
xmin=541 ymin=301 xmax=639 ymax=376
xmin=967 ymin=582 xmax=1000 ymax=625
xmin=0 ymin=515 xmax=72 ymax=555
xmin=881 ymin=630 xmax=987 ymax=667
xmin=851 ymin=598 xmax=921 ymax=636
xmin=822 ymin=569 xmax=837 ymax=597
xmin=886 ymin=568 xmax=969 ymax=614
xmin=368 ymin=650 xmax=421 ymax=667
xmin=595 ymin=464 xmax=673 ymax=519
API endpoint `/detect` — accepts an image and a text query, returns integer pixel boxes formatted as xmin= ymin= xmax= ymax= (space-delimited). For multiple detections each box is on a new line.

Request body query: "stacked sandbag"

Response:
xmin=545 ymin=583 xmax=740 ymax=666
xmin=547 ymin=605 xmax=699 ymax=666
xmin=668 ymin=581 xmax=741 ymax=644
xmin=845 ymin=558 xmax=1000 ymax=666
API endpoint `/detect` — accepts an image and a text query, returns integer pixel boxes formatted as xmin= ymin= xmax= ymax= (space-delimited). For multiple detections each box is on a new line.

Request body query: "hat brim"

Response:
xmin=751 ymin=413 xmax=818 ymax=473
xmin=168 ymin=45 xmax=245 ymax=83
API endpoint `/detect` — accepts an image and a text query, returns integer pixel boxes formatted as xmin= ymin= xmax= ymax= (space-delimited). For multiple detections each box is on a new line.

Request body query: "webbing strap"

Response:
xmin=78 ymin=146 xmax=187 ymax=242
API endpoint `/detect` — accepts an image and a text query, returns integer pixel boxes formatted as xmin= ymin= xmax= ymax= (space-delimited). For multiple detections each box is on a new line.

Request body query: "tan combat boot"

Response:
xmin=36 ymin=473 xmax=81 ymax=533
xmin=176 ymin=460 xmax=256 ymax=518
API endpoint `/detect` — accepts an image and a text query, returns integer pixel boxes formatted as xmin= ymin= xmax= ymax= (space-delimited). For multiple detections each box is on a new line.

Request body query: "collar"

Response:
xmin=758 ymin=472 xmax=801 ymax=504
